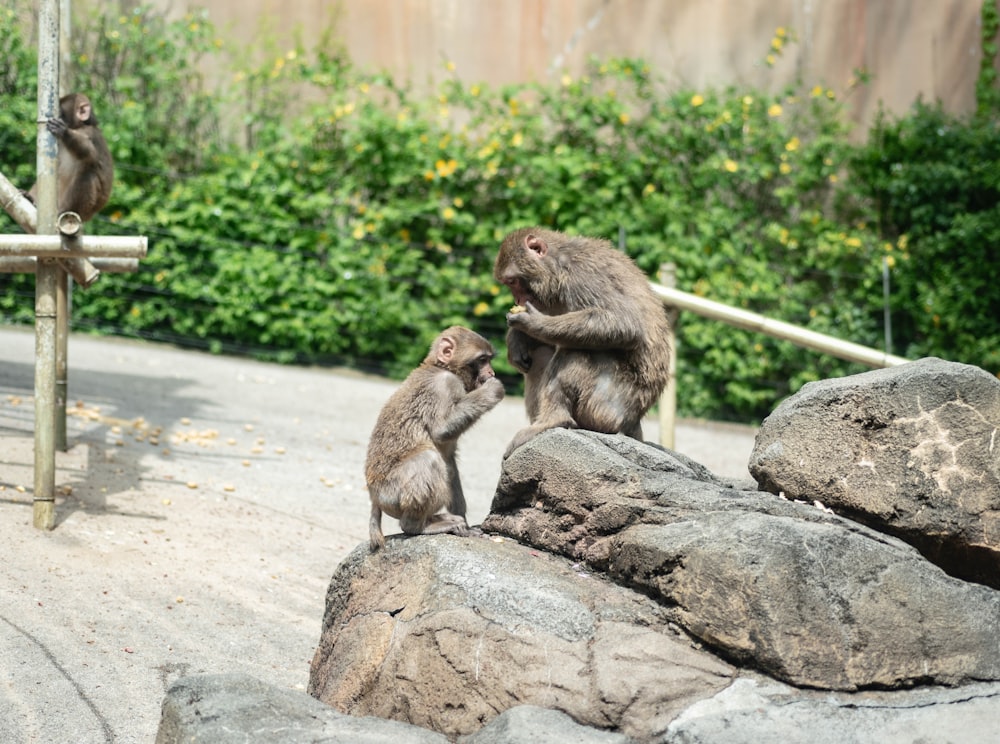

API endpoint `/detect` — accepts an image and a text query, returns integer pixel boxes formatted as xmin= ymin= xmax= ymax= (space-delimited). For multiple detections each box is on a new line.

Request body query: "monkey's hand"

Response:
xmin=478 ymin=376 xmax=505 ymax=407
xmin=505 ymin=328 xmax=536 ymax=373
xmin=506 ymin=301 xmax=544 ymax=329
xmin=45 ymin=117 xmax=68 ymax=140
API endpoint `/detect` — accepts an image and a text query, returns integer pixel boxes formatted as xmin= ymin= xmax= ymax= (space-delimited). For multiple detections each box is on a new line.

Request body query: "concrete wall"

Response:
xmin=141 ymin=0 xmax=997 ymax=127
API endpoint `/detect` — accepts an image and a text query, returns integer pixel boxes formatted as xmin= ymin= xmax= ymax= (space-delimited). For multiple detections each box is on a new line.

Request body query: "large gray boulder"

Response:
xmin=749 ymin=357 xmax=1000 ymax=588
xmin=482 ymin=430 xmax=1000 ymax=690
xmin=308 ymin=535 xmax=734 ymax=742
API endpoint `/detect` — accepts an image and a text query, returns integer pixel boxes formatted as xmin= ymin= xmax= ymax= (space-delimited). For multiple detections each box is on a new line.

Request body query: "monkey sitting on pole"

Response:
xmin=366 ymin=326 xmax=505 ymax=551
xmin=27 ymin=92 xmax=114 ymax=223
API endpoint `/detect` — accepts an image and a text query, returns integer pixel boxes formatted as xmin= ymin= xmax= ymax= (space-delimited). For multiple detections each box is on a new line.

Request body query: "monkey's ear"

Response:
xmin=524 ymin=234 xmax=548 ymax=258
xmin=435 ymin=335 xmax=457 ymax=366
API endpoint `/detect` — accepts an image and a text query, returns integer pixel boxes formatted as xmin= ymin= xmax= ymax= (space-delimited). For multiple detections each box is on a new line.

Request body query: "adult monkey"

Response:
xmin=495 ymin=227 xmax=671 ymax=457
xmin=366 ymin=326 xmax=504 ymax=551
xmin=27 ymin=92 xmax=114 ymax=223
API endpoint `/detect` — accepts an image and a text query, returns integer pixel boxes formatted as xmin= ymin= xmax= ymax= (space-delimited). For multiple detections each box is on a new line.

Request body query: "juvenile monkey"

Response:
xmin=366 ymin=326 xmax=505 ymax=551
xmin=27 ymin=92 xmax=114 ymax=223
xmin=494 ymin=227 xmax=671 ymax=457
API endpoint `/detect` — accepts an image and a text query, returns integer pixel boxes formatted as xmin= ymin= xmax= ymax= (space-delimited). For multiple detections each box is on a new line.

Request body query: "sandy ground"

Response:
xmin=0 ymin=325 xmax=757 ymax=743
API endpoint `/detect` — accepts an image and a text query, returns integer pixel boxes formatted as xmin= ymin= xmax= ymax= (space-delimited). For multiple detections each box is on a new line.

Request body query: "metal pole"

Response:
xmin=657 ymin=263 xmax=678 ymax=449
xmin=55 ymin=0 xmax=72 ymax=452
xmin=34 ymin=0 xmax=61 ymax=529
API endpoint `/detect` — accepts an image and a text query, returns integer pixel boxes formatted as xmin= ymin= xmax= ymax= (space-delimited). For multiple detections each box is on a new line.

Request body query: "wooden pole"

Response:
xmin=55 ymin=0 xmax=72 ymax=452
xmin=34 ymin=0 xmax=60 ymax=530
xmin=650 ymin=283 xmax=910 ymax=369
xmin=657 ymin=263 xmax=678 ymax=449
xmin=0 ymin=234 xmax=147 ymax=257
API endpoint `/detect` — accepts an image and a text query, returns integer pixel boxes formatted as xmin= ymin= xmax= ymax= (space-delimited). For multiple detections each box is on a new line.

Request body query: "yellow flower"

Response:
xmin=473 ymin=301 xmax=490 ymax=317
xmin=723 ymin=159 xmax=739 ymax=173
xmin=779 ymin=162 xmax=792 ymax=174
xmin=775 ymin=26 xmax=787 ymax=38
xmin=811 ymin=85 xmax=824 ymax=98
xmin=845 ymin=236 xmax=862 ymax=248
xmin=742 ymin=95 xmax=754 ymax=106
xmin=511 ymin=131 xmax=524 ymax=147
xmin=768 ymin=103 xmax=782 ymax=117
xmin=642 ymin=183 xmax=656 ymax=196
xmin=286 ymin=50 xmax=297 ymax=60
xmin=453 ymin=197 xmax=464 ymax=208
xmin=829 ymin=174 xmax=839 ymax=183
xmin=442 ymin=207 xmax=456 ymax=221
xmin=399 ymin=229 xmax=411 ymax=242
xmin=470 ymin=84 xmax=480 ymax=97
xmin=619 ymin=113 xmax=630 ymax=125
xmin=690 ymin=94 xmax=705 ymax=107
xmin=359 ymin=82 xmax=370 ymax=94
xmin=766 ymin=54 xmax=777 ymax=66
xmin=785 ymin=137 xmax=800 ymax=152
xmin=561 ymin=74 xmax=572 ymax=87
xmin=446 ymin=60 xmax=456 ymax=72
xmin=351 ymin=225 xmax=365 ymax=240
xmin=423 ymin=170 xmax=435 ymax=181
xmin=885 ymin=255 xmax=896 ymax=268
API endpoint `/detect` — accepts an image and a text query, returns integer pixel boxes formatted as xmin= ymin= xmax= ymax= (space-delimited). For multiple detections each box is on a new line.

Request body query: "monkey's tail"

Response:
xmin=369 ymin=502 xmax=385 ymax=552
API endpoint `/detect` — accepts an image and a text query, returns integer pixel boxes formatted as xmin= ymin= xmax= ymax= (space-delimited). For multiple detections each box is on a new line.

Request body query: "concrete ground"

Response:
xmin=0 ymin=324 xmax=757 ymax=743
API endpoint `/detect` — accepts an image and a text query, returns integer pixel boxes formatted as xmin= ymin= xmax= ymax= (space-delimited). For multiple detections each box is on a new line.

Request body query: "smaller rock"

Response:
xmin=155 ymin=673 xmax=446 ymax=744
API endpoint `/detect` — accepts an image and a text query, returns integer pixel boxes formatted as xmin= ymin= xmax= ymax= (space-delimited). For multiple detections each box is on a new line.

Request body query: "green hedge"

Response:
xmin=1 ymin=4 xmax=997 ymax=422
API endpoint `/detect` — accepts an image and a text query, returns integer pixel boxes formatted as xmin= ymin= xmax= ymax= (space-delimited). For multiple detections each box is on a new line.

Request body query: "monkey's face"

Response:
xmin=468 ymin=353 xmax=496 ymax=391
xmin=495 ymin=229 xmax=554 ymax=311
xmin=60 ymin=94 xmax=93 ymax=128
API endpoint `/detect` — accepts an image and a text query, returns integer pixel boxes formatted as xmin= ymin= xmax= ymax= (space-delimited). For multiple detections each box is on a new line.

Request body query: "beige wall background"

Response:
xmin=146 ymin=0 xmax=995 ymax=128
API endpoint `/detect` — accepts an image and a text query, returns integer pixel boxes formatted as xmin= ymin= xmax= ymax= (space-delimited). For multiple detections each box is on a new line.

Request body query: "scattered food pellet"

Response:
xmin=244 ymin=424 xmax=254 ymax=432
xmin=226 ymin=438 xmax=237 ymax=446
xmin=161 ymin=499 xmax=172 ymax=506
xmin=241 ymin=460 xmax=251 ymax=467
xmin=180 ymin=417 xmax=191 ymax=425
xmin=175 ymin=596 xmax=184 ymax=604
xmin=274 ymin=447 xmax=286 ymax=455
xmin=186 ymin=482 xmax=198 ymax=490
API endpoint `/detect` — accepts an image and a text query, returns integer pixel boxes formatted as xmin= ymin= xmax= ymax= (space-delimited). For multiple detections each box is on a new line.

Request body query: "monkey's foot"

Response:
xmin=503 ymin=421 xmax=573 ymax=459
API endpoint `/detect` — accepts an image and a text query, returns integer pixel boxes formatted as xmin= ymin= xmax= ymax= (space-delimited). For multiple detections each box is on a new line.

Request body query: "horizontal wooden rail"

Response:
xmin=0 ymin=234 xmax=147 ymax=258
xmin=651 ymin=283 xmax=909 ymax=369
xmin=652 ymin=274 xmax=909 ymax=451
xmin=0 ymin=257 xmax=139 ymax=273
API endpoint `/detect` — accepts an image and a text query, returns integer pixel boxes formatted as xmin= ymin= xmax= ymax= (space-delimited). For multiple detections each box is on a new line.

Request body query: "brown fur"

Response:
xmin=494 ymin=227 xmax=671 ymax=456
xmin=27 ymin=93 xmax=114 ymax=222
xmin=366 ymin=326 xmax=504 ymax=551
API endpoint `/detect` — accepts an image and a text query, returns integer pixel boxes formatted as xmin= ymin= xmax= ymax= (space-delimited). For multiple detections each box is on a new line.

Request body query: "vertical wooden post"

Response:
xmin=33 ymin=0 xmax=60 ymax=530
xmin=658 ymin=263 xmax=678 ymax=450
xmin=55 ymin=0 xmax=72 ymax=451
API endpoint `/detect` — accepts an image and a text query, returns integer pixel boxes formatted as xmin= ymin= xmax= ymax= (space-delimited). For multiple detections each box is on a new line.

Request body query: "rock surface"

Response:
xmin=308 ymin=535 xmax=734 ymax=741
xmin=749 ymin=357 xmax=1000 ymax=588
xmin=482 ymin=429 xmax=1000 ymax=690
xmin=155 ymin=673 xmax=447 ymax=743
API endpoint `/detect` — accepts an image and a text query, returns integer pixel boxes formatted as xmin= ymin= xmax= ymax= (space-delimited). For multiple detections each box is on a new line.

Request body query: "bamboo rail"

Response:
xmin=653 ymin=269 xmax=910 ymax=449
